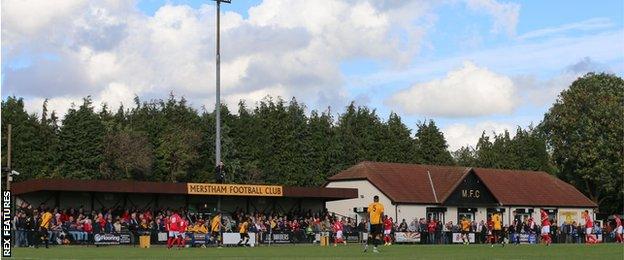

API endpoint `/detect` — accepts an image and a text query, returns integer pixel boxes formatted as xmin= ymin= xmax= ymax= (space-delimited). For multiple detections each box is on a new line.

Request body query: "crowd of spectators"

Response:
xmin=11 ymin=202 xmax=347 ymax=247
xmin=386 ymin=215 xmax=613 ymax=244
xmin=12 ymin=202 xmax=618 ymax=247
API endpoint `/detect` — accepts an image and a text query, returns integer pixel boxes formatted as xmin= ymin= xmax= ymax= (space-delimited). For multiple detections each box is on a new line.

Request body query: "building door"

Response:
xmin=426 ymin=207 xmax=446 ymax=223
xmin=457 ymin=208 xmax=477 ymax=223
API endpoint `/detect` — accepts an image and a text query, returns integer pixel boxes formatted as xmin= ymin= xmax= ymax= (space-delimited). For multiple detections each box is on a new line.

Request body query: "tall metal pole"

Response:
xmin=213 ymin=0 xmax=230 ymax=215
xmin=215 ymin=0 xmax=222 ymax=167
xmin=6 ymin=124 xmax=11 ymax=190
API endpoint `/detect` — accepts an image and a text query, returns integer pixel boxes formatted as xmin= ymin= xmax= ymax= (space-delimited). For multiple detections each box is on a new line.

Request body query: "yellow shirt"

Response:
xmin=492 ymin=214 xmax=502 ymax=230
xmin=367 ymin=202 xmax=384 ymax=224
xmin=211 ymin=216 xmax=221 ymax=232
xmin=461 ymin=220 xmax=470 ymax=231
xmin=195 ymin=224 xmax=208 ymax=234
xmin=40 ymin=212 xmax=53 ymax=229
xmin=239 ymin=222 xmax=249 ymax=233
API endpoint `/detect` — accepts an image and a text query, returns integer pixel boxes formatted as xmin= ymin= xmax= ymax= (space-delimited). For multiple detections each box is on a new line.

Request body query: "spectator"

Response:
xmin=398 ymin=219 xmax=408 ymax=232
xmin=427 ymin=218 xmax=436 ymax=244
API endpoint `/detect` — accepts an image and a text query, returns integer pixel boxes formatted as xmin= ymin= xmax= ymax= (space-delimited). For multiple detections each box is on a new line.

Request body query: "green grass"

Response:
xmin=11 ymin=243 xmax=624 ymax=260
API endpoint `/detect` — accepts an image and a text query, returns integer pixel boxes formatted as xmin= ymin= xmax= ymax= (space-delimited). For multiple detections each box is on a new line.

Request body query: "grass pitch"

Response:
xmin=11 ymin=243 xmax=624 ymax=259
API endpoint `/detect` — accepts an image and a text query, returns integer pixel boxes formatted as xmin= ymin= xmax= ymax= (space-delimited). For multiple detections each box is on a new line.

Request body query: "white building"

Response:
xmin=326 ymin=161 xmax=597 ymax=227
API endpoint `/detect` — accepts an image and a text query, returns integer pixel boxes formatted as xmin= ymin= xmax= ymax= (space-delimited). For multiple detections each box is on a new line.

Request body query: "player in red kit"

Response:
xmin=613 ymin=214 xmax=623 ymax=243
xmin=583 ymin=210 xmax=596 ymax=244
xmin=167 ymin=210 xmax=182 ymax=249
xmin=383 ymin=216 xmax=393 ymax=246
xmin=178 ymin=218 xmax=188 ymax=248
xmin=540 ymin=209 xmax=552 ymax=245
xmin=332 ymin=217 xmax=344 ymax=246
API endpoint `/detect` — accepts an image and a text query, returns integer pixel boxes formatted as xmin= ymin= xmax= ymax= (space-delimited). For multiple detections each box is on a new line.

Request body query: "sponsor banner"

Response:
xmin=452 ymin=233 xmax=475 ymax=243
xmin=120 ymin=233 xmax=131 ymax=244
xmin=93 ymin=233 xmax=131 ymax=245
xmin=187 ymin=183 xmax=283 ymax=197
xmin=183 ymin=233 xmax=208 ymax=244
xmin=2 ymin=190 xmax=12 ymax=257
xmin=223 ymin=232 xmax=256 ymax=246
xmin=395 ymin=232 xmax=421 ymax=243
xmin=261 ymin=232 xmax=292 ymax=243
xmin=510 ymin=233 xmax=536 ymax=244
xmin=94 ymin=233 xmax=121 ymax=245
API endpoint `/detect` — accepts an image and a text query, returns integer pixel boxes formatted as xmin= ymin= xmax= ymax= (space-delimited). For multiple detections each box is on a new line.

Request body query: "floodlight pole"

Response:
xmin=213 ymin=0 xmax=230 ymax=215
xmin=215 ymin=0 xmax=230 ymax=167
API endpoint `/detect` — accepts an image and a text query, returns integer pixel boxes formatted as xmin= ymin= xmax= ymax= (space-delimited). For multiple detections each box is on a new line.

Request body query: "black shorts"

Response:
xmin=370 ymin=224 xmax=383 ymax=236
xmin=240 ymin=232 xmax=249 ymax=239
xmin=211 ymin=232 xmax=220 ymax=239
xmin=461 ymin=230 xmax=469 ymax=235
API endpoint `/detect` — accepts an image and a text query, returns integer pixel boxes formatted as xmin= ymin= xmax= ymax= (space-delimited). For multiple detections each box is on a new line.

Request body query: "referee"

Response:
xmin=364 ymin=195 xmax=384 ymax=253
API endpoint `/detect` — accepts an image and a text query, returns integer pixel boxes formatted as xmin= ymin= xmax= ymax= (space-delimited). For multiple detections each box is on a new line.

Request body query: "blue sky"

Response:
xmin=2 ymin=0 xmax=623 ymax=150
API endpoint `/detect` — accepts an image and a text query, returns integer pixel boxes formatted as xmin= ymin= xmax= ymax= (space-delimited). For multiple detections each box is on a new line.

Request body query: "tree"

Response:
xmin=453 ymin=146 xmax=476 ymax=167
xmin=541 ymin=73 xmax=624 ymax=213
xmin=101 ymin=129 xmax=153 ymax=180
xmin=1 ymin=97 xmax=47 ymax=180
xmin=413 ymin=120 xmax=454 ymax=165
xmin=380 ymin=112 xmax=413 ymax=163
xmin=156 ymin=127 xmax=201 ymax=182
xmin=58 ymin=97 xmax=106 ymax=179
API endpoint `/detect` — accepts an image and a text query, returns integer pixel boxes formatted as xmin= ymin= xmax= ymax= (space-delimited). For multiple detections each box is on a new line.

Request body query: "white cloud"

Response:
xmin=23 ymin=97 xmax=82 ymax=120
xmin=2 ymin=0 xmax=437 ymax=116
xmin=465 ymin=0 xmax=520 ymax=36
xmin=386 ymin=61 xmax=517 ymax=117
xmin=442 ymin=121 xmax=515 ymax=150
xmin=518 ymin=17 xmax=614 ymax=40
xmin=2 ymin=0 xmax=529 ymax=118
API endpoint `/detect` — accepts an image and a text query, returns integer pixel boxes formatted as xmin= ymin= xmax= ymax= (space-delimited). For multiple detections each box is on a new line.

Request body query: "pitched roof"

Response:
xmin=328 ymin=161 xmax=470 ymax=204
xmin=472 ymin=168 xmax=597 ymax=207
xmin=328 ymin=161 xmax=597 ymax=207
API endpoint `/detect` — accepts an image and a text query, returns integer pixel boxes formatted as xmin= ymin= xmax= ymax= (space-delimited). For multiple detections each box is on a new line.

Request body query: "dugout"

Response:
xmin=11 ymin=179 xmax=358 ymax=215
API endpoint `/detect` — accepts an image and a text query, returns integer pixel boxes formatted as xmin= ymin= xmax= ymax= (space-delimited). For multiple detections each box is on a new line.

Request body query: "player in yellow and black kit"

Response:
xmin=38 ymin=208 xmax=53 ymax=249
xmin=460 ymin=217 xmax=471 ymax=245
xmin=491 ymin=212 xmax=504 ymax=247
xmin=364 ymin=195 xmax=384 ymax=253
xmin=237 ymin=217 xmax=250 ymax=247
xmin=210 ymin=212 xmax=222 ymax=248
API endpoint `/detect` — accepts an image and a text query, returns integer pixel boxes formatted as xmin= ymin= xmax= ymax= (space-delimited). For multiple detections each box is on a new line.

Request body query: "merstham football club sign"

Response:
xmin=187 ymin=183 xmax=283 ymax=196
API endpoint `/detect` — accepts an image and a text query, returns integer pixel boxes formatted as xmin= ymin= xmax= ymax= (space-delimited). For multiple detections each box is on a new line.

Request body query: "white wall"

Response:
xmin=326 ymin=180 xmax=394 ymax=220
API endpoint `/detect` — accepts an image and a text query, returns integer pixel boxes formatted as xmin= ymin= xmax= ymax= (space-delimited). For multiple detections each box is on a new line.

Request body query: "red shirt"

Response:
xmin=98 ymin=216 xmax=106 ymax=229
xmin=83 ymin=222 xmax=93 ymax=233
xmin=169 ymin=214 xmax=181 ymax=232
xmin=333 ymin=221 xmax=343 ymax=232
xmin=179 ymin=220 xmax=188 ymax=232
xmin=427 ymin=221 xmax=436 ymax=233
xmin=384 ymin=219 xmax=393 ymax=231
xmin=291 ymin=221 xmax=300 ymax=231
xmin=122 ymin=212 xmax=130 ymax=222
xmin=584 ymin=215 xmax=593 ymax=228
xmin=541 ymin=211 xmax=550 ymax=227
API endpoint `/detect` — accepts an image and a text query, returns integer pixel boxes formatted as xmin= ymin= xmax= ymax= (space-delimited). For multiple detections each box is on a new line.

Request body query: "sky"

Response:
xmin=2 ymin=0 xmax=623 ymax=151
